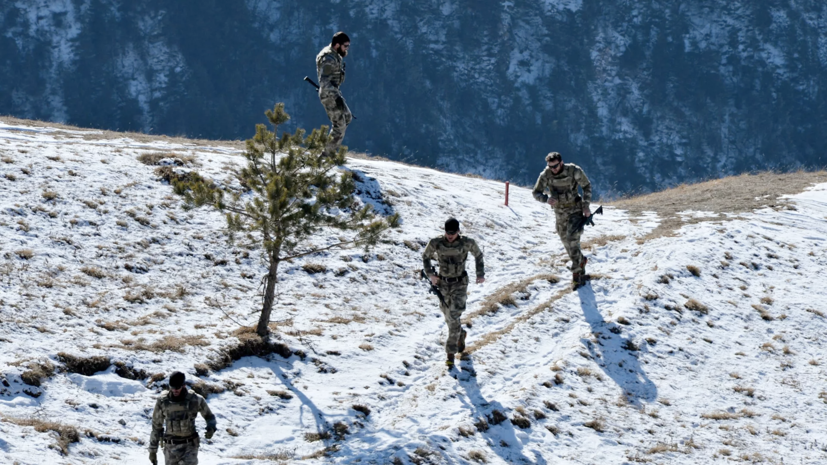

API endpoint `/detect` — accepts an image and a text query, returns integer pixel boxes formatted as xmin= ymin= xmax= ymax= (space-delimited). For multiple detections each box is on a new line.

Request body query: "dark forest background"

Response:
xmin=2 ymin=1 xmax=825 ymax=195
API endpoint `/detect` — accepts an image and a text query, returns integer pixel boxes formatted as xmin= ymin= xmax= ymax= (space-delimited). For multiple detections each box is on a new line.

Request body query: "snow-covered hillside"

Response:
xmin=1 ymin=119 xmax=826 ymax=464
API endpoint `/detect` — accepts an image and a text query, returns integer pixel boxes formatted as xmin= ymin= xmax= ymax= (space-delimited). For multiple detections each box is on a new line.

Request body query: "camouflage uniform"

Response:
xmin=422 ymin=235 xmax=484 ymax=355
xmin=316 ymin=45 xmax=352 ymax=157
xmin=532 ymin=163 xmax=592 ymax=275
xmin=149 ymin=388 xmax=216 ymax=465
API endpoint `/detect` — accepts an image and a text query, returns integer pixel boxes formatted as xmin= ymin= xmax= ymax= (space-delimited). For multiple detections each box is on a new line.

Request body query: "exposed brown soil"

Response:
xmin=609 ymin=170 xmax=827 ymax=242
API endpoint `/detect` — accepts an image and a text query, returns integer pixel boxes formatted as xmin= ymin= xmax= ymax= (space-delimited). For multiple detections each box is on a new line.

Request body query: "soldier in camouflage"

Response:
xmin=149 ymin=372 xmax=216 ymax=465
xmin=422 ymin=218 xmax=485 ymax=367
xmin=532 ymin=152 xmax=593 ymax=289
xmin=316 ymin=31 xmax=353 ymax=158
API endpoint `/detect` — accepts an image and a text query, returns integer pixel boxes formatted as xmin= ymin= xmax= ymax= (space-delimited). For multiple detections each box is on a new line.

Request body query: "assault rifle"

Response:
xmin=420 ymin=267 xmax=446 ymax=307
xmin=303 ymin=76 xmax=357 ymax=120
xmin=572 ymin=205 xmax=604 ymax=233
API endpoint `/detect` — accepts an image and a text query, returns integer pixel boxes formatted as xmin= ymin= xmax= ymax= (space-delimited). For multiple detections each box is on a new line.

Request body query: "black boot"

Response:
xmin=457 ymin=329 xmax=467 ymax=354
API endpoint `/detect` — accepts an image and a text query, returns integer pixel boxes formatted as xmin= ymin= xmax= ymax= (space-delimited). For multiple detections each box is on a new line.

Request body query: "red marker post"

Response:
xmin=505 ymin=181 xmax=510 ymax=206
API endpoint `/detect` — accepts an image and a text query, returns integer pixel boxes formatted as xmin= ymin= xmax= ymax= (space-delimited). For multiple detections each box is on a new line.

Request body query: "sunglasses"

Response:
xmin=548 ymin=162 xmax=561 ymax=169
xmin=445 ymin=230 xmax=458 ymax=235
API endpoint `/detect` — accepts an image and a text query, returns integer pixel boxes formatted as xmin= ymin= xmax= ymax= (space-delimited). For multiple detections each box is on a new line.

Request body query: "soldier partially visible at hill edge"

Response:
xmin=532 ymin=152 xmax=593 ymax=290
xmin=149 ymin=371 xmax=217 ymax=465
xmin=316 ymin=31 xmax=353 ymax=158
xmin=422 ymin=218 xmax=485 ymax=368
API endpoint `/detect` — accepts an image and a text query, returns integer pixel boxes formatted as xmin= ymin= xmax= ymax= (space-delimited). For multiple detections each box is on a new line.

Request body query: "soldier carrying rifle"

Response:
xmin=422 ymin=218 xmax=485 ymax=368
xmin=148 ymin=371 xmax=216 ymax=465
xmin=316 ymin=31 xmax=353 ymax=158
xmin=532 ymin=151 xmax=594 ymax=290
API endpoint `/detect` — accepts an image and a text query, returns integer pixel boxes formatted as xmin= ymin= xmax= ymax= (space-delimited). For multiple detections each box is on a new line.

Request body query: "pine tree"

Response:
xmin=175 ymin=103 xmax=399 ymax=336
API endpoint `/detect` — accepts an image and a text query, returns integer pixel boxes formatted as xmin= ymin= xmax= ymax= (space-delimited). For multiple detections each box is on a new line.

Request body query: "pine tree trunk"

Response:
xmin=256 ymin=252 xmax=280 ymax=337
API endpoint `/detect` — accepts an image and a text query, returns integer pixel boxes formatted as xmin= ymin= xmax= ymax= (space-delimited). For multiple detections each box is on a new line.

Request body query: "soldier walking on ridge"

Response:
xmin=532 ymin=152 xmax=593 ymax=290
xmin=316 ymin=31 xmax=353 ymax=158
xmin=149 ymin=371 xmax=217 ymax=465
xmin=422 ymin=218 xmax=485 ymax=368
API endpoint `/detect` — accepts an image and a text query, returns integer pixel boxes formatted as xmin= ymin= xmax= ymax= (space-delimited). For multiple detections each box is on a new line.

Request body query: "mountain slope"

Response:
xmin=1 ymin=119 xmax=827 ymax=464
xmin=2 ymin=1 xmax=826 ymax=192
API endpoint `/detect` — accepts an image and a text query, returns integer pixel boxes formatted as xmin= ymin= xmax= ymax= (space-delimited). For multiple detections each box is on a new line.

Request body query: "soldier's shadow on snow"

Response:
xmin=249 ymin=356 xmax=330 ymax=443
xmin=577 ymin=286 xmax=657 ymax=407
xmin=349 ymin=169 xmax=397 ymax=217
xmin=458 ymin=359 xmax=548 ymax=465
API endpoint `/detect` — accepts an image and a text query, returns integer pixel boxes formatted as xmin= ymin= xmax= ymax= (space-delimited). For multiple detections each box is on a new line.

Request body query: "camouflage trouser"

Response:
xmin=438 ymin=275 xmax=468 ymax=354
xmin=555 ymin=206 xmax=585 ymax=274
xmin=319 ymin=89 xmax=352 ymax=157
xmin=163 ymin=439 xmax=199 ymax=465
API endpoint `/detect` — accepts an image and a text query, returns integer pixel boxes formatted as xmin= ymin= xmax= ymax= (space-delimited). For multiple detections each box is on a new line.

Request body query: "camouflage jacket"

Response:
xmin=316 ymin=45 xmax=346 ymax=93
xmin=422 ymin=235 xmax=484 ymax=279
xmin=149 ymin=388 xmax=216 ymax=451
xmin=532 ymin=163 xmax=592 ymax=210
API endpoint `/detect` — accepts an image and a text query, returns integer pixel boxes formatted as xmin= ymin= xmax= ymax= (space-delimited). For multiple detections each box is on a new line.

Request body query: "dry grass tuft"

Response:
xmin=124 ymin=287 xmax=155 ymax=304
xmin=576 ymin=367 xmax=595 ymax=378
xmin=232 ymin=449 xmax=295 ymax=461
xmin=320 ymin=314 xmax=366 ymax=325
xmin=583 ymin=418 xmax=606 ymax=432
xmin=684 ymin=299 xmax=708 ymax=314
xmin=733 ymin=386 xmax=755 ymax=397
xmin=352 ymin=404 xmax=371 ymax=416
xmin=467 ymin=287 xmax=568 ymax=354
xmin=332 ymin=421 xmax=349 ymax=440
xmin=0 ymin=415 xmax=80 ymax=455
xmin=582 ymin=234 xmax=626 ymax=250
xmin=468 ymin=274 xmax=558 ymax=318
xmin=137 ymin=151 xmax=196 ymax=166
xmin=702 ymin=409 xmax=757 ymax=421
xmin=304 ymin=430 xmax=332 ymax=442
xmin=701 ymin=411 xmax=741 ymax=421
xmin=267 ymin=390 xmax=293 ymax=400
xmin=15 ymin=249 xmax=34 ymax=260
xmin=190 ymin=380 xmax=227 ymax=398
xmin=80 ymin=266 xmax=107 ymax=279
xmin=468 ymin=450 xmax=488 ymax=463
xmin=511 ymin=415 xmax=531 ymax=429
xmin=20 ymin=360 xmax=56 ymax=387
xmin=806 ymin=308 xmax=824 ymax=318
xmin=647 ymin=442 xmax=678 ymax=455
xmin=686 ymin=265 xmax=701 ymax=277
xmin=207 ymin=333 xmax=292 ymax=372
xmin=121 ymin=335 xmax=209 ymax=353
xmin=458 ymin=425 xmax=475 ymax=437
xmin=57 ymin=353 xmax=111 ymax=376
xmin=752 ymin=304 xmax=774 ymax=321
xmin=302 ymin=263 xmax=327 ymax=274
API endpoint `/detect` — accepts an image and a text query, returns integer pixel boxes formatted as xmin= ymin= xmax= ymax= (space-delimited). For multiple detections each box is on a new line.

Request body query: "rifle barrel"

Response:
xmin=303 ymin=76 xmax=320 ymax=89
